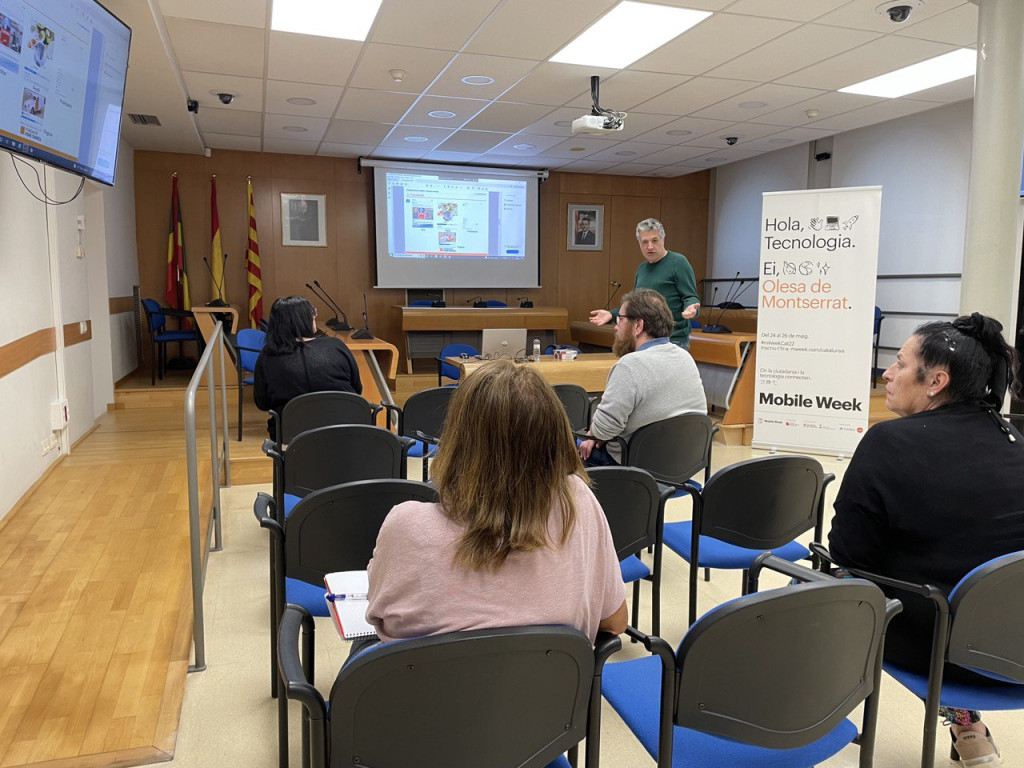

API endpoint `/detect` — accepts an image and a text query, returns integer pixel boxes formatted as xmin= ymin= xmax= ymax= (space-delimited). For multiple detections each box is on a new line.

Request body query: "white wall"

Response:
xmin=0 ymin=140 xmax=139 ymax=519
xmin=709 ymin=100 xmax=975 ymax=367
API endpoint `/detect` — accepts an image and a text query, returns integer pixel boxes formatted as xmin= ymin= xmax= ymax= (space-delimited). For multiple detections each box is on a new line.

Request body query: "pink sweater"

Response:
xmin=366 ymin=474 xmax=625 ymax=643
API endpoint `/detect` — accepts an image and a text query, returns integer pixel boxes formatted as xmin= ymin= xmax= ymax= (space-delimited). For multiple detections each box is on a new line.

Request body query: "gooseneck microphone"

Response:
xmin=467 ymin=295 xmax=488 ymax=308
xmin=306 ymin=282 xmax=346 ymax=331
xmin=351 ymin=293 xmax=374 ymax=339
xmin=603 ymin=281 xmax=623 ymax=311
xmin=313 ymin=280 xmax=352 ymax=330
xmin=703 ymin=273 xmax=740 ymax=334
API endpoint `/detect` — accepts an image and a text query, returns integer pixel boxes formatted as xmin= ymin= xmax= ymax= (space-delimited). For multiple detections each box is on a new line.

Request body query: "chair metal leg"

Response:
xmin=631 ymin=581 xmax=640 ymax=633
xmin=740 ymin=568 xmax=749 ymax=596
xmin=688 ymin=561 xmax=698 ymax=626
xmin=703 ymin=567 xmax=711 ymax=582
xmin=270 ymin=543 xmax=278 ymax=698
xmin=237 ymin=380 xmax=243 ymax=442
xmin=151 ymin=340 xmax=157 ymax=385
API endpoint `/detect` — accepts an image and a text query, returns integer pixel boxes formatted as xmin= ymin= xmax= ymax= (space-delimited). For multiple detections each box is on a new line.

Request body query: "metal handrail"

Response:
xmin=183 ymin=320 xmax=231 ymax=672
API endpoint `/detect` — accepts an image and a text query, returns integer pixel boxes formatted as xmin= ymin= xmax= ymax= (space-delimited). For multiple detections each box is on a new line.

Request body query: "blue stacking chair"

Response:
xmin=587 ymin=466 xmax=673 ymax=635
xmin=812 ymin=543 xmax=1024 ymax=768
xmin=255 ymin=479 xmax=438 ymax=768
xmin=663 ymin=454 xmax=833 ymax=625
xmin=279 ymin=609 xmax=621 ymax=768
xmin=484 ymin=299 xmax=507 ymax=306
xmin=437 ymin=342 xmax=478 ymax=385
xmin=234 ymin=327 xmax=265 ymax=440
xmin=141 ymin=298 xmax=200 ymax=385
xmin=599 ymin=555 xmax=901 ymax=768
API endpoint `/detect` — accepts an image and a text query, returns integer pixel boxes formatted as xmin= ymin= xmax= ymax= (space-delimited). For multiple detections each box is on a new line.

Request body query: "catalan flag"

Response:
xmin=209 ymin=176 xmax=225 ymax=302
xmin=245 ymin=178 xmax=263 ymax=328
xmin=164 ymin=174 xmax=191 ymax=314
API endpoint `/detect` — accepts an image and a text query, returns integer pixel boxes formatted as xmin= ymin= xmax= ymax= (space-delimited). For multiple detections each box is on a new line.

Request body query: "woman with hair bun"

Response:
xmin=829 ymin=312 xmax=1024 ymax=767
xmin=253 ymin=295 xmax=361 ymax=437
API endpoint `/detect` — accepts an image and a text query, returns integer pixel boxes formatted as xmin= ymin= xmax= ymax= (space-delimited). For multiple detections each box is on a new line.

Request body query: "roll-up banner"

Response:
xmin=752 ymin=186 xmax=882 ymax=455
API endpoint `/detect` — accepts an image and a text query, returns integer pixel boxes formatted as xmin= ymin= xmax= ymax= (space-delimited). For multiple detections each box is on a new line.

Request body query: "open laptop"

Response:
xmin=479 ymin=328 xmax=527 ymax=359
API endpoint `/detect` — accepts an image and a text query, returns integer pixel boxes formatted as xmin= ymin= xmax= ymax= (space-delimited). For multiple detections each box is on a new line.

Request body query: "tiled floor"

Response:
xmin=165 ymin=446 xmax=1020 ymax=767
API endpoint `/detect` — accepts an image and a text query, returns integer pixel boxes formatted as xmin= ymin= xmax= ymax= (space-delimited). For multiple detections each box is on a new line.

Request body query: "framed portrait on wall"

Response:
xmin=281 ymin=193 xmax=327 ymax=247
xmin=567 ymin=203 xmax=603 ymax=250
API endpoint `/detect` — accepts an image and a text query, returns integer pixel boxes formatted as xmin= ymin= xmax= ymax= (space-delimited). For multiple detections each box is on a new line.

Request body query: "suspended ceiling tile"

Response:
xmin=196 ymin=106 xmax=262 ymax=136
xmin=400 ymin=95 xmax=489 ymax=129
xmin=164 ymin=18 xmax=265 ymax=77
xmin=323 ymin=120 xmax=394 ymax=145
xmin=267 ymin=32 xmax=362 ymax=87
xmin=427 ymin=53 xmax=539 ymax=100
xmin=370 ymin=0 xmax=501 ymax=49
xmin=348 ymin=43 xmax=456 ymax=92
xmin=264 ymin=81 xmax=344 ymax=119
xmin=336 ymin=89 xmax=416 ymax=123
xmin=463 ymin=102 xmax=555 ymax=133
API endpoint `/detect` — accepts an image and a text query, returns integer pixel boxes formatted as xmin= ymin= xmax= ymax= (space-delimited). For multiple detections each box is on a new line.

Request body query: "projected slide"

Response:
xmin=385 ymin=171 xmax=528 ymax=261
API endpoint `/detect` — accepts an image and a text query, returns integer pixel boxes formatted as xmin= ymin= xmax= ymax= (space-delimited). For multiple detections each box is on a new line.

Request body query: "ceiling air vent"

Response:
xmin=127 ymin=113 xmax=162 ymax=126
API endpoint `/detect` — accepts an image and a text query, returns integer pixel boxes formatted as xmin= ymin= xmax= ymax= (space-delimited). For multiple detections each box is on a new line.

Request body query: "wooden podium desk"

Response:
xmin=395 ymin=305 xmax=569 ymax=374
xmin=569 ymin=320 xmax=758 ymax=445
xmin=325 ymin=329 xmax=399 ymax=412
xmin=451 ymin=353 xmax=617 ymax=393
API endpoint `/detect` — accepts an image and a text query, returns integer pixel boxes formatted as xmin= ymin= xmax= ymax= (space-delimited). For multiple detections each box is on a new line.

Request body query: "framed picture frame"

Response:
xmin=281 ymin=193 xmax=327 ymax=247
xmin=567 ymin=203 xmax=603 ymax=250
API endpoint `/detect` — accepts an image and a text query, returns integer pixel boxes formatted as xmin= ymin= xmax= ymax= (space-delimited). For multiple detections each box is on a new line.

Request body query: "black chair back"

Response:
xmin=620 ymin=412 xmax=716 ymax=486
xmin=675 ymin=579 xmax=889 ymax=749
xmin=398 ymin=386 xmax=455 ymax=443
xmin=277 ymin=391 xmax=380 ymax=444
xmin=283 ymin=425 xmax=409 ymax=500
xmin=327 ymin=626 xmax=596 ymax=768
xmin=587 ymin=466 xmax=664 ymax=559
xmin=947 ymin=550 xmax=1024 ymax=681
xmin=284 ymin=479 xmax=437 ymax=585
xmin=553 ymin=383 xmax=591 ymax=433
xmin=699 ymin=454 xmax=825 ymax=549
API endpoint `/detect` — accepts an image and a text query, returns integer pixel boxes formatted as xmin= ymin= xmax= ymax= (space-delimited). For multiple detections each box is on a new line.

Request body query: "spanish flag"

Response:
xmin=209 ymin=176 xmax=225 ymax=302
xmin=245 ymin=178 xmax=263 ymax=328
xmin=164 ymin=174 xmax=191 ymax=313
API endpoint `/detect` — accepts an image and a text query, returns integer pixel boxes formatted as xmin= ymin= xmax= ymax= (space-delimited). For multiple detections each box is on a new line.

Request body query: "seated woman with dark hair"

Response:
xmin=253 ymin=295 xmax=361 ymax=437
xmin=829 ymin=312 xmax=1024 ymax=767
xmin=362 ymin=359 xmax=627 ymax=652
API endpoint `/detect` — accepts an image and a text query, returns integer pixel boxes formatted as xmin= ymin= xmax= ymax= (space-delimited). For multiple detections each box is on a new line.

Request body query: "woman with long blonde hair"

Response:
xmin=364 ymin=359 xmax=626 ymax=645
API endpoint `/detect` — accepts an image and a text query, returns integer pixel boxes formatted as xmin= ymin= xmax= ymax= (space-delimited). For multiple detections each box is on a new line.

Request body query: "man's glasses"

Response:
xmin=615 ymin=314 xmax=634 ymax=324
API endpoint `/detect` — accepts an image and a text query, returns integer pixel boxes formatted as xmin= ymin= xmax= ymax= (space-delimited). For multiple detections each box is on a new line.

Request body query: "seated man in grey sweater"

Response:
xmin=579 ymin=288 xmax=707 ymax=465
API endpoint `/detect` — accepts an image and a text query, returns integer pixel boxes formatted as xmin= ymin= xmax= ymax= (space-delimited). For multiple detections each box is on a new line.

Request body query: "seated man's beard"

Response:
xmin=613 ymin=332 xmax=637 ymax=357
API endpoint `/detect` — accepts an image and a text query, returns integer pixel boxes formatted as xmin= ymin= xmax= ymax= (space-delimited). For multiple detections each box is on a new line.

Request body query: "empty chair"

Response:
xmin=606 ymin=412 xmax=717 ymax=491
xmin=599 ymin=555 xmax=901 ymax=768
xmin=384 ymin=386 xmax=456 ymax=481
xmin=587 ymin=466 xmax=673 ymax=635
xmin=255 ymin=478 xmax=438 ymax=768
xmin=553 ymin=383 xmax=593 ymax=433
xmin=235 ymin=327 xmax=266 ymax=440
xmin=408 ymin=299 xmax=433 ymax=306
xmin=272 ymin=390 xmax=380 ymax=446
xmin=278 ymin=609 xmax=621 ymax=768
xmin=663 ymin=454 xmax=834 ymax=625
xmin=140 ymin=297 xmax=199 ymax=385
xmin=437 ymin=342 xmax=478 ymax=386
xmin=813 ymin=543 xmax=1024 ymax=768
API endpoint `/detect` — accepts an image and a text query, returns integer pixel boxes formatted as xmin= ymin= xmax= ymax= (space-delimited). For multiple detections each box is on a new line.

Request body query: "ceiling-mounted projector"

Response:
xmin=572 ymin=114 xmax=625 ymax=134
xmin=571 ymin=75 xmax=627 ymax=134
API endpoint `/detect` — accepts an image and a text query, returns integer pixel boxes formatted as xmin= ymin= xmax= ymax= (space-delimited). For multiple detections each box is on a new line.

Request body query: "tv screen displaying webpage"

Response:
xmin=0 ymin=0 xmax=130 ymax=186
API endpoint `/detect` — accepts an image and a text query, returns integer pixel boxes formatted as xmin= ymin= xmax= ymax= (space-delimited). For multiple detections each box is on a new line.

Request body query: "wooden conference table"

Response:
xmin=450 ymin=353 xmax=618 ymax=392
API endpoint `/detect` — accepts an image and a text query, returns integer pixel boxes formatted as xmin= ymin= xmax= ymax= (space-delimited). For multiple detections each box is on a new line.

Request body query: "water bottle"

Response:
xmin=533 ymin=338 xmax=541 ymax=362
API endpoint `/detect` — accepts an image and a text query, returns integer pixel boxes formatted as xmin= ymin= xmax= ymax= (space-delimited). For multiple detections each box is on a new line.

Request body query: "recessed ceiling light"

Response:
xmin=428 ymin=110 xmax=457 ymax=119
xmin=287 ymin=97 xmax=317 ymax=106
xmin=569 ymin=146 xmax=587 ymax=152
xmin=403 ymin=136 xmax=429 ymax=143
xmin=666 ymin=129 xmax=692 ymax=136
xmin=768 ymin=138 xmax=793 ymax=144
xmin=513 ymin=143 xmax=535 ymax=150
xmin=738 ymin=101 xmax=767 ymax=109
xmin=271 ymin=0 xmax=384 ymax=42
xmin=550 ymin=1 xmax=712 ymax=69
xmin=461 ymin=75 xmax=495 ymax=86
xmin=554 ymin=120 xmax=573 ymax=128
xmin=614 ymin=150 xmax=637 ymax=156
xmin=282 ymin=125 xmax=309 ymax=132
xmin=839 ymin=48 xmax=976 ymax=98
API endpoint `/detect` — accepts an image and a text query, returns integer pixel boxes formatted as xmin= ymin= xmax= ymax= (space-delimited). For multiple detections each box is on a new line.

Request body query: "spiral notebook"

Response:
xmin=323 ymin=571 xmax=375 ymax=639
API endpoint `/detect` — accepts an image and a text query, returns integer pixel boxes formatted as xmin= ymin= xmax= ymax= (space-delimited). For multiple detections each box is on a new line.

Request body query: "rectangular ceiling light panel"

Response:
xmin=839 ymin=48 xmax=976 ymax=98
xmin=271 ymin=0 xmax=384 ymax=41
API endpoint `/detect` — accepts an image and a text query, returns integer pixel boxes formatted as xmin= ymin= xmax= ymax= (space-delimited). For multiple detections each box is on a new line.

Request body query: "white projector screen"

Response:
xmin=368 ymin=159 xmax=541 ymax=289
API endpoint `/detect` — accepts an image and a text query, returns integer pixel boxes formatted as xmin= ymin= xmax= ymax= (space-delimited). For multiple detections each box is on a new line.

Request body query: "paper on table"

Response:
xmin=323 ymin=571 xmax=375 ymax=639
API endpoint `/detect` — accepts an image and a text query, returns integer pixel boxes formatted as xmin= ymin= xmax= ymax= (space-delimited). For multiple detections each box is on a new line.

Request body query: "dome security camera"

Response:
xmin=887 ymin=4 xmax=912 ymax=22
xmin=217 ymin=92 xmax=235 ymax=105
xmin=724 ymin=136 xmax=738 ymax=146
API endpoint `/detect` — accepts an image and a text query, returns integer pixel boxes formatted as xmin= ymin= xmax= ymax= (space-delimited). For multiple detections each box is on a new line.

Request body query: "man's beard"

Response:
xmin=613 ymin=331 xmax=637 ymax=357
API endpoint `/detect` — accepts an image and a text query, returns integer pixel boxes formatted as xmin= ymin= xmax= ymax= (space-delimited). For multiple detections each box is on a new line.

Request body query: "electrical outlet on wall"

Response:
xmin=40 ymin=434 xmax=58 ymax=455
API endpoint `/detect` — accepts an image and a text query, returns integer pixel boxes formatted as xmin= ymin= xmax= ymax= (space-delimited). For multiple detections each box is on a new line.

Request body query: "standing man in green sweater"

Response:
xmin=588 ymin=217 xmax=700 ymax=349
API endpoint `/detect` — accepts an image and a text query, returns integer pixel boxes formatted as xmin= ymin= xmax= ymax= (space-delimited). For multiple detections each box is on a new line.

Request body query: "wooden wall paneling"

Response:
xmin=63 ymin=320 xmax=92 ymax=347
xmin=108 ymin=296 xmax=135 ymax=315
xmin=556 ymin=186 xmax=612 ymax=337
xmin=0 ymin=328 xmax=55 ymax=379
xmin=609 ymin=196 xmax=661 ymax=290
xmin=558 ymin=173 xmax=613 ymax=195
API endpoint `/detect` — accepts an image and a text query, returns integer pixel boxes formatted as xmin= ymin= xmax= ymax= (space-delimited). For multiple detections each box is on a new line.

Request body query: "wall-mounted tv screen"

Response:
xmin=367 ymin=159 xmax=541 ymax=289
xmin=0 ymin=0 xmax=130 ymax=186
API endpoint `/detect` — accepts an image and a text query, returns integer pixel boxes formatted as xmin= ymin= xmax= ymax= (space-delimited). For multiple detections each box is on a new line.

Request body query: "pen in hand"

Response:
xmin=326 ymin=592 xmax=368 ymax=602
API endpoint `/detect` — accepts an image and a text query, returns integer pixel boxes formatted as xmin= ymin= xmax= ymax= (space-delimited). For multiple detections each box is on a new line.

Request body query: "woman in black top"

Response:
xmin=829 ymin=312 xmax=1024 ymax=767
xmin=254 ymin=295 xmax=362 ymax=437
